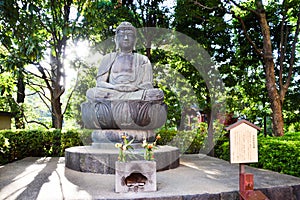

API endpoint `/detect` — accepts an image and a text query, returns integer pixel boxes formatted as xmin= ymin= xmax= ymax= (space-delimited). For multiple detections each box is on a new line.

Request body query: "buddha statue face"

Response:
xmin=115 ymin=22 xmax=137 ymax=52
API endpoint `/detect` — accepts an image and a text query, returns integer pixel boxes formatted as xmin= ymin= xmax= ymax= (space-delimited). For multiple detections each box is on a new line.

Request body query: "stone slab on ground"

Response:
xmin=0 ymin=154 xmax=300 ymax=200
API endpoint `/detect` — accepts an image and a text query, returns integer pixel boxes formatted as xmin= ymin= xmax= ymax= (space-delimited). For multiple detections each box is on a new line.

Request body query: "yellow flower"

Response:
xmin=115 ymin=143 xmax=122 ymax=148
xmin=156 ymin=134 xmax=161 ymax=140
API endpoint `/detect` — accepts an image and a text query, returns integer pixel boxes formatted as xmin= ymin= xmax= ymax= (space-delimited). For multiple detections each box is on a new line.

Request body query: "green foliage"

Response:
xmin=82 ymin=0 xmax=136 ymax=45
xmin=1 ymin=0 xmax=300 ymax=135
xmin=0 ymin=72 xmax=14 ymax=112
xmin=250 ymin=133 xmax=300 ymax=177
xmin=284 ymin=90 xmax=300 ymax=128
xmin=157 ymin=122 xmax=208 ymax=154
xmin=173 ymin=0 xmax=300 ymax=133
xmin=152 ymin=49 xmax=206 ymax=129
xmin=0 ymin=129 xmax=91 ymax=165
xmin=215 ymin=132 xmax=300 ymax=177
xmin=67 ymin=65 xmax=97 ymax=127
xmin=225 ymin=0 xmax=300 ymax=131
xmin=220 ymin=3 xmax=270 ymax=125
xmin=61 ymin=129 xmax=92 ymax=151
xmin=173 ymin=0 xmax=232 ymax=63
xmin=288 ymin=122 xmax=300 ymax=132
xmin=0 ymin=134 xmax=10 ymax=153
xmin=157 ymin=121 xmax=227 ymax=154
xmin=214 ymin=136 xmax=230 ymax=161
xmin=0 ymin=72 xmax=14 ymax=97
xmin=156 ymin=129 xmax=177 ymax=145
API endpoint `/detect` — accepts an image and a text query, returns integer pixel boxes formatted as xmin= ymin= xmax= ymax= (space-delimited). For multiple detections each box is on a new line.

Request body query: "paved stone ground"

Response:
xmin=0 ymin=154 xmax=300 ymax=200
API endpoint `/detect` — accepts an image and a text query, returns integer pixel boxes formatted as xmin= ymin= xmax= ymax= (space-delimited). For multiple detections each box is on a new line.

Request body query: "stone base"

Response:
xmin=92 ymin=129 xmax=155 ymax=144
xmin=65 ymin=145 xmax=179 ymax=174
xmin=115 ymin=161 xmax=156 ymax=193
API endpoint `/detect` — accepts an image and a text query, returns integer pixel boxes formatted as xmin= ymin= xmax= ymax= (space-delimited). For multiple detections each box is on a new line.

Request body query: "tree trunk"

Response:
xmin=264 ymin=59 xmax=284 ymax=136
xmin=262 ymin=99 xmax=267 ymax=137
xmin=204 ymin=88 xmax=214 ymax=156
xmin=7 ymin=95 xmax=25 ymax=129
xmin=178 ymin=108 xmax=186 ymax=131
xmin=256 ymin=1 xmax=284 ymax=136
xmin=51 ymin=96 xmax=63 ymax=129
xmin=50 ymin=52 xmax=64 ymax=129
xmin=145 ymin=29 xmax=152 ymax=59
xmin=207 ymin=109 xmax=214 ymax=156
xmin=15 ymin=72 xmax=25 ymax=129
xmin=50 ymin=73 xmax=64 ymax=130
xmin=146 ymin=47 xmax=151 ymax=59
xmin=17 ymin=72 xmax=25 ymax=104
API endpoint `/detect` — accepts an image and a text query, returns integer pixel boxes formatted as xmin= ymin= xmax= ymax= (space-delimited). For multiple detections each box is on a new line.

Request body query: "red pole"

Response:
xmin=239 ymin=163 xmax=245 ymax=200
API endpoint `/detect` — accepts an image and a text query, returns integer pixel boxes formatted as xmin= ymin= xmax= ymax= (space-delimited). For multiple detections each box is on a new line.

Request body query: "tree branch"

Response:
xmin=229 ymin=0 xmax=260 ymax=16
xmin=62 ymin=69 xmax=80 ymax=115
xmin=25 ymin=69 xmax=44 ymax=80
xmin=278 ymin=0 xmax=287 ymax=91
xmin=36 ymin=91 xmax=52 ymax=114
xmin=233 ymin=13 xmax=264 ymax=57
xmin=36 ymin=64 xmax=54 ymax=94
xmin=194 ymin=1 xmax=216 ymax=10
xmin=25 ymin=119 xmax=50 ymax=129
xmin=27 ymin=84 xmax=51 ymax=102
xmin=27 ymin=81 xmax=48 ymax=90
xmin=26 ymin=91 xmax=39 ymax=96
xmin=217 ymin=0 xmax=265 ymax=58
xmin=279 ymin=21 xmax=288 ymax=89
xmin=70 ymin=1 xmax=87 ymax=39
xmin=284 ymin=11 xmax=300 ymax=90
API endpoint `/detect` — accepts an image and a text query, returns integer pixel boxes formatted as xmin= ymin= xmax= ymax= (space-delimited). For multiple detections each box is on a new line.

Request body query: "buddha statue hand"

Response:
xmin=143 ymin=89 xmax=164 ymax=101
xmin=114 ymin=84 xmax=139 ymax=92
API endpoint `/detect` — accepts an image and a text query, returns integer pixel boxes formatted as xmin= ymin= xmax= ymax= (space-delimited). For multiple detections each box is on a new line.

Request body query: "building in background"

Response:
xmin=0 ymin=111 xmax=12 ymax=130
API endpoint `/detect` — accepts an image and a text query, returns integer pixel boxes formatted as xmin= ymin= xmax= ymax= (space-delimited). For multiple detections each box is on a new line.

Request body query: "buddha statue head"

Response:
xmin=115 ymin=22 xmax=137 ymax=52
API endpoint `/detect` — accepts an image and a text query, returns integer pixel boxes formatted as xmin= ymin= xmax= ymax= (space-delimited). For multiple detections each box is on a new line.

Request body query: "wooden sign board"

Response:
xmin=226 ymin=120 xmax=260 ymax=164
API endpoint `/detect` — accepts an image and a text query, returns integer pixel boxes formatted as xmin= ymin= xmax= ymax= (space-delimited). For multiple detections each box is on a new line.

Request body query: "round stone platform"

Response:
xmin=65 ymin=145 xmax=180 ymax=174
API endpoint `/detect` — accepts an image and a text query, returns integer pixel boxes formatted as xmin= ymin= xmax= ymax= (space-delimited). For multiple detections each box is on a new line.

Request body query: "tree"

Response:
xmin=225 ymin=0 xmax=300 ymax=136
xmin=189 ymin=0 xmax=300 ymax=136
xmin=133 ymin=0 xmax=171 ymax=58
xmin=34 ymin=0 xmax=89 ymax=129
xmin=0 ymin=0 xmax=46 ymax=128
xmin=173 ymin=0 xmax=231 ymax=155
xmin=151 ymin=49 xmax=200 ymax=130
xmin=219 ymin=8 xmax=271 ymax=135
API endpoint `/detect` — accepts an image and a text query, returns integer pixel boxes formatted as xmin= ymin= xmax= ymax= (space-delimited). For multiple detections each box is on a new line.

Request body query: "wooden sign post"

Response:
xmin=226 ymin=119 xmax=269 ymax=200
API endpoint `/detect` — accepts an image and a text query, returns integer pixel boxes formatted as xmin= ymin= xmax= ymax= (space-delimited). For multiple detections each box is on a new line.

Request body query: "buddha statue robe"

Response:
xmin=86 ymin=52 xmax=164 ymax=102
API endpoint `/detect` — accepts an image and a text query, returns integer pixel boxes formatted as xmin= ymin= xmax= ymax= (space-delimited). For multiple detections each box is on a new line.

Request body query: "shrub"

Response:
xmin=0 ymin=129 xmax=92 ymax=165
xmin=214 ymin=132 xmax=300 ymax=177
xmin=251 ymin=136 xmax=300 ymax=177
xmin=156 ymin=129 xmax=177 ymax=145
xmin=214 ymin=136 xmax=230 ymax=161
xmin=0 ymin=133 xmax=10 ymax=164
xmin=157 ymin=122 xmax=208 ymax=154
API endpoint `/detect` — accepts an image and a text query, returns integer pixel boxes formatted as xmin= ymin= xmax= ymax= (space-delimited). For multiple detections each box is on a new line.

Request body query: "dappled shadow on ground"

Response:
xmin=1 ymin=155 xmax=300 ymax=200
xmin=0 ymin=157 xmax=61 ymax=200
xmin=15 ymin=158 xmax=59 ymax=200
xmin=0 ymin=158 xmax=38 ymax=190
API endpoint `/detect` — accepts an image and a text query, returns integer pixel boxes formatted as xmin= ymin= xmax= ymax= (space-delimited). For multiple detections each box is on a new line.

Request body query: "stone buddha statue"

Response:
xmin=86 ymin=22 xmax=164 ymax=102
xmin=81 ymin=22 xmax=167 ymax=131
